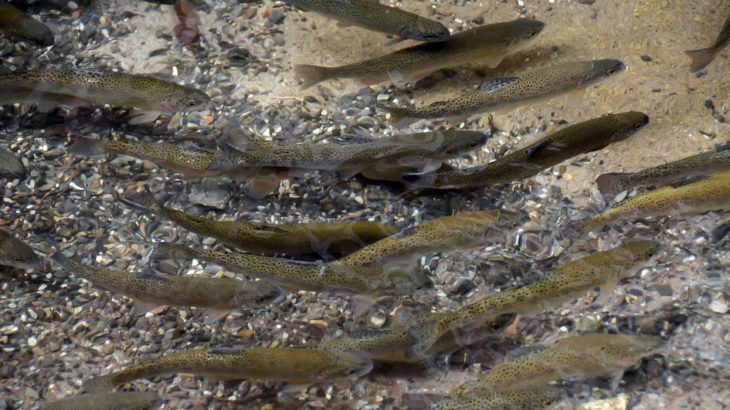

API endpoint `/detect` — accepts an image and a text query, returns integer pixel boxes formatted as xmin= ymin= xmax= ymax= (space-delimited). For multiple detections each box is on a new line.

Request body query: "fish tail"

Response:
xmin=69 ymin=137 xmax=107 ymax=156
xmin=377 ymin=104 xmax=418 ymax=128
xmin=151 ymin=242 xmax=194 ymax=261
xmin=595 ymin=172 xmax=631 ymax=203
xmin=293 ymin=64 xmax=332 ymax=89
xmin=50 ymin=250 xmax=71 ymax=273
xmin=120 ymin=186 xmax=161 ymax=213
xmin=685 ymin=47 xmax=717 ymax=72
xmin=81 ymin=373 xmax=116 ymax=393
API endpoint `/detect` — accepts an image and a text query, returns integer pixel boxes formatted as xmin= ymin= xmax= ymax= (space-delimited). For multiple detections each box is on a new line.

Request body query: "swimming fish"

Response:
xmin=596 ymin=146 xmax=730 ymax=203
xmin=455 ymin=333 xmax=663 ymax=394
xmin=294 ymin=19 xmax=544 ymax=88
xmin=685 ymin=14 xmax=729 ymax=72
xmin=583 ymin=172 xmax=730 ymax=233
xmin=404 ymin=111 xmax=649 ymax=189
xmin=0 ymin=70 xmax=210 ymax=124
xmin=285 ymin=0 xmax=449 ymax=43
xmin=335 ymin=210 xmax=515 ymax=271
xmin=82 ymin=347 xmax=373 ymax=393
xmin=0 ymin=147 xmax=26 ymax=179
xmin=122 ymin=189 xmax=397 ymax=259
xmin=0 ymin=229 xmax=43 ymax=270
xmin=40 ymin=392 xmax=161 ymax=410
xmin=424 ymin=387 xmax=560 ymax=410
xmin=380 ymin=59 xmax=625 ymax=127
xmin=50 ymin=250 xmax=283 ymax=323
xmin=0 ymin=3 xmax=54 ymax=46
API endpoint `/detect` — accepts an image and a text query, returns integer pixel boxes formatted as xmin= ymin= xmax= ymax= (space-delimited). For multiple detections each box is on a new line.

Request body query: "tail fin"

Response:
xmin=81 ymin=374 xmax=116 ymax=393
xmin=685 ymin=47 xmax=717 ymax=72
xmin=293 ymin=64 xmax=331 ymax=89
xmin=120 ymin=186 xmax=160 ymax=213
xmin=69 ymin=137 xmax=107 ymax=156
xmin=151 ymin=242 xmax=195 ymax=261
xmin=377 ymin=104 xmax=418 ymax=128
xmin=595 ymin=172 xmax=631 ymax=203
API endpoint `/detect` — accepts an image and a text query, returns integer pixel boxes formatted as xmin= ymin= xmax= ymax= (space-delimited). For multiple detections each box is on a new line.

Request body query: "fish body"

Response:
xmin=286 ymin=0 xmax=449 ymax=42
xmin=685 ymin=14 xmax=730 ymax=72
xmin=596 ymin=147 xmax=730 ymax=203
xmin=50 ymin=251 xmax=282 ymax=318
xmin=122 ymin=189 xmax=397 ymax=259
xmin=456 ymin=333 xmax=663 ymax=394
xmin=405 ymin=111 xmax=649 ymax=189
xmin=336 ymin=210 xmax=512 ymax=271
xmin=427 ymin=388 xmax=560 ymax=410
xmin=295 ymin=19 xmax=544 ymax=88
xmin=380 ymin=59 xmax=625 ymax=125
xmin=0 ymin=3 xmax=54 ymax=46
xmin=0 ymin=229 xmax=43 ymax=270
xmin=584 ymin=172 xmax=730 ymax=232
xmin=40 ymin=392 xmax=161 ymax=410
xmin=0 ymin=147 xmax=26 ymax=179
xmin=82 ymin=347 xmax=373 ymax=393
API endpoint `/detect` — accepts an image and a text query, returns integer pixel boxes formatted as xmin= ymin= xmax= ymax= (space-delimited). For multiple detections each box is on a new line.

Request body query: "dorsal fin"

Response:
xmin=209 ymin=346 xmax=245 ymax=355
xmin=136 ymin=269 xmax=169 ymax=281
xmin=480 ymin=77 xmax=520 ymax=93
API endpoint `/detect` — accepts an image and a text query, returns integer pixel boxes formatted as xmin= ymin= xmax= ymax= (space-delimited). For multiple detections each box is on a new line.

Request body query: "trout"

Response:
xmin=685 ymin=14 xmax=729 ymax=72
xmin=424 ymin=388 xmax=560 ymax=410
xmin=0 ymin=3 xmax=54 ymax=46
xmin=0 ymin=229 xmax=43 ymax=270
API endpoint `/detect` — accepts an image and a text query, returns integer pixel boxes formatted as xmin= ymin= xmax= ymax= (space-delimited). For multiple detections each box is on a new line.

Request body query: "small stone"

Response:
xmin=27 ymin=337 xmax=37 ymax=347
xmin=640 ymin=55 xmax=652 ymax=62
xmin=269 ymin=10 xmax=286 ymax=24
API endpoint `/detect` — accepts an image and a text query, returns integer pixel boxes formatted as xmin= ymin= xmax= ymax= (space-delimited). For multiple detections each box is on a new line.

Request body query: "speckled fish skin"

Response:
xmin=427 ymin=388 xmax=560 ymax=410
xmin=152 ymin=243 xmax=432 ymax=295
xmin=596 ymin=147 xmax=730 ymax=203
xmin=0 ymin=229 xmax=43 ymax=270
xmin=0 ymin=147 xmax=26 ymax=179
xmin=82 ymin=347 xmax=373 ymax=393
xmin=380 ymin=59 xmax=626 ymax=124
xmin=122 ymin=189 xmax=397 ymax=258
xmin=335 ymin=210 xmax=512 ymax=270
xmin=51 ymin=251 xmax=283 ymax=312
xmin=454 ymin=333 xmax=663 ymax=394
xmin=0 ymin=70 xmax=210 ymax=113
xmin=584 ymin=171 xmax=730 ymax=232
xmin=0 ymin=3 xmax=54 ymax=46
xmin=294 ymin=19 xmax=544 ymax=88
xmin=286 ymin=0 xmax=449 ymax=42
xmin=405 ymin=111 xmax=649 ymax=189
xmin=685 ymin=14 xmax=730 ymax=72
xmin=40 ymin=392 xmax=161 ymax=410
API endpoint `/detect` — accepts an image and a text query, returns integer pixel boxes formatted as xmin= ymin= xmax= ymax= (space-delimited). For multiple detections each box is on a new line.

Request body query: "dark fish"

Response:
xmin=0 ymin=3 xmax=54 ymax=46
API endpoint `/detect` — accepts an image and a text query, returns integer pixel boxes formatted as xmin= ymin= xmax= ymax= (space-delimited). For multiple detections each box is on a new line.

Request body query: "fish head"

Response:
xmin=320 ymin=351 xmax=374 ymax=379
xmin=160 ymin=86 xmax=211 ymax=112
xmin=613 ymin=240 xmax=660 ymax=276
xmin=608 ymin=111 xmax=650 ymax=142
xmin=555 ymin=333 xmax=663 ymax=368
xmin=437 ymin=130 xmax=490 ymax=156
xmin=581 ymin=59 xmax=626 ymax=86
xmin=0 ymin=230 xmax=43 ymax=270
xmin=402 ymin=19 xmax=450 ymax=42
xmin=505 ymin=19 xmax=545 ymax=48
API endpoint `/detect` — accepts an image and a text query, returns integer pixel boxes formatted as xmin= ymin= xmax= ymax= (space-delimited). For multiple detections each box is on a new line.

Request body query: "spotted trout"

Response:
xmin=454 ymin=333 xmax=663 ymax=394
xmin=295 ymin=19 xmax=544 ymax=88
xmin=0 ymin=70 xmax=210 ymax=124
xmin=0 ymin=147 xmax=26 ymax=179
xmin=0 ymin=229 xmax=43 ymax=270
xmin=285 ymin=0 xmax=449 ymax=43
xmin=404 ymin=111 xmax=649 ymax=189
xmin=122 ymin=188 xmax=397 ymax=259
xmin=425 ymin=388 xmax=560 ymax=410
xmin=583 ymin=172 xmax=730 ymax=233
xmin=40 ymin=392 xmax=161 ymax=410
xmin=0 ymin=3 xmax=54 ymax=46
xmin=685 ymin=14 xmax=729 ymax=72
xmin=82 ymin=347 xmax=373 ymax=393
xmin=596 ymin=146 xmax=730 ymax=203
xmin=51 ymin=250 xmax=283 ymax=322
xmin=380 ymin=59 xmax=626 ymax=126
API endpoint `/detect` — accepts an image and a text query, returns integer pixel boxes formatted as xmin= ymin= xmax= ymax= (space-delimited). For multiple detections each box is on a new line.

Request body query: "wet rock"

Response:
xmin=189 ymin=180 xmax=230 ymax=210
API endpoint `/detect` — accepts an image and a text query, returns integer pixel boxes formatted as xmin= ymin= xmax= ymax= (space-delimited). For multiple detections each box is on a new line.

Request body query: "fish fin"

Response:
xmin=151 ymin=242 xmax=193 ymax=260
xmin=246 ymin=177 xmax=279 ymax=198
xmin=336 ymin=163 xmax=365 ymax=180
xmin=609 ymin=369 xmax=626 ymax=391
xmin=479 ymin=76 xmax=520 ymax=92
xmin=81 ymin=374 xmax=115 ymax=393
xmin=131 ymin=299 xmax=162 ymax=315
xmin=167 ymin=112 xmax=183 ymax=129
xmin=129 ymin=110 xmax=162 ymax=125
xmin=293 ymin=64 xmax=331 ymax=89
xmin=280 ymin=383 xmax=309 ymax=395
xmin=404 ymin=70 xmax=435 ymax=82
xmin=384 ymin=36 xmax=406 ymax=46
xmin=136 ymin=269 xmax=169 ymax=281
xmin=336 ymin=20 xmax=354 ymax=28
xmin=203 ymin=308 xmax=231 ymax=324
xmin=35 ymin=99 xmax=60 ymax=113
xmin=346 ymin=128 xmax=377 ymax=143
xmin=595 ymin=283 xmax=616 ymax=306
xmin=356 ymin=77 xmax=385 ymax=87
xmin=712 ymin=220 xmax=730 ymax=243
xmin=484 ymin=52 xmax=507 ymax=69
xmin=404 ymin=321 xmax=440 ymax=361
xmin=69 ymin=137 xmax=107 ymax=157
xmin=446 ymin=114 xmax=470 ymax=125
xmin=120 ymin=185 xmax=160 ymax=213
xmin=377 ymin=104 xmax=418 ymax=128
xmin=685 ymin=47 xmax=717 ymax=73
xmin=595 ymin=173 xmax=631 ymax=203
xmin=209 ymin=346 xmax=245 ymax=354
xmin=524 ymin=137 xmax=557 ymax=158
xmin=351 ymin=295 xmax=377 ymax=319
xmin=50 ymin=250 xmax=71 ymax=272
xmin=567 ymin=88 xmax=585 ymax=103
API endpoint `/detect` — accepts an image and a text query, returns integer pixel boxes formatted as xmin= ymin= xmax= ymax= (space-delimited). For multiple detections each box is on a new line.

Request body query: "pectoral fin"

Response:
xmin=131 ymin=300 xmax=162 ymax=315
xmin=336 ymin=20 xmax=354 ymax=28
xmin=351 ymin=295 xmax=377 ymax=319
xmin=246 ymin=177 xmax=279 ymax=198
xmin=203 ymin=308 xmax=231 ymax=324
xmin=129 ymin=110 xmax=162 ymax=125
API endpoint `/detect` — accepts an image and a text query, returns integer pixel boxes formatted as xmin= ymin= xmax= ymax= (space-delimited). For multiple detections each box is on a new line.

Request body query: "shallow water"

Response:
xmin=0 ymin=0 xmax=728 ymax=409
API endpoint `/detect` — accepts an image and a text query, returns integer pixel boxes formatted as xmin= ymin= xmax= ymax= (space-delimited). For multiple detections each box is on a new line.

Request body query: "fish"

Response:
xmin=294 ymin=19 xmax=544 ymax=88
xmin=81 ymin=347 xmax=373 ymax=393
xmin=0 ymin=229 xmax=43 ymax=270
xmin=335 ymin=210 xmax=515 ymax=271
xmin=379 ymin=59 xmax=626 ymax=127
xmin=422 ymin=388 xmax=560 ymax=410
xmin=583 ymin=171 xmax=730 ymax=233
xmin=285 ymin=0 xmax=450 ymax=43
xmin=596 ymin=146 xmax=730 ymax=203
xmin=404 ymin=111 xmax=649 ymax=189
xmin=454 ymin=333 xmax=663 ymax=394
xmin=0 ymin=147 xmax=26 ymax=179
xmin=712 ymin=216 xmax=730 ymax=242
xmin=122 ymin=188 xmax=398 ymax=259
xmin=0 ymin=70 xmax=210 ymax=124
xmin=40 ymin=392 xmax=161 ymax=410
xmin=0 ymin=3 xmax=54 ymax=46
xmin=685 ymin=14 xmax=730 ymax=72
xmin=50 ymin=250 xmax=283 ymax=323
